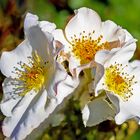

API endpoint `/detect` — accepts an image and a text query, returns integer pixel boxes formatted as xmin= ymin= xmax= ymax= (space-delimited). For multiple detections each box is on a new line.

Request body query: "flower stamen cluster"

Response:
xmin=71 ymin=31 xmax=109 ymax=64
xmin=104 ymin=63 xmax=137 ymax=101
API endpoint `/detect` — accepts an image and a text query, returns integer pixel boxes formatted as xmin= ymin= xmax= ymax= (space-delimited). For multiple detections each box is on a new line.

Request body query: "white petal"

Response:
xmin=82 ymin=104 xmax=90 ymax=126
xmin=74 ymin=60 xmax=95 ymax=78
xmin=24 ymin=13 xmax=39 ymax=34
xmin=101 ymin=20 xmax=121 ymax=42
xmin=2 ymin=90 xmax=37 ymax=138
xmin=102 ymin=20 xmax=136 ymax=46
xmin=18 ymin=67 xmax=79 ymax=140
xmin=47 ymin=62 xmax=67 ymax=98
xmin=119 ymin=29 xmax=136 ymax=44
xmin=24 ymin=12 xmax=56 ymax=62
xmin=107 ymin=83 xmax=140 ymax=124
xmin=65 ymin=7 xmax=102 ymax=41
xmin=82 ymin=96 xmax=115 ymax=127
xmin=68 ymin=56 xmax=80 ymax=76
xmin=1 ymin=78 xmax=22 ymax=116
xmin=95 ymin=39 xmax=136 ymax=68
xmin=56 ymin=74 xmax=79 ymax=104
xmin=95 ymin=49 xmax=115 ymax=66
xmin=52 ymin=29 xmax=70 ymax=52
xmin=94 ymin=63 xmax=104 ymax=90
xmin=9 ymin=90 xmax=48 ymax=140
xmin=115 ymin=112 xmax=132 ymax=125
xmin=95 ymin=76 xmax=106 ymax=96
xmin=107 ymin=92 xmax=120 ymax=113
xmin=26 ymin=24 xmax=52 ymax=62
xmin=130 ymin=60 xmax=140 ymax=68
xmin=0 ymin=40 xmax=32 ymax=78
xmin=39 ymin=21 xmax=56 ymax=33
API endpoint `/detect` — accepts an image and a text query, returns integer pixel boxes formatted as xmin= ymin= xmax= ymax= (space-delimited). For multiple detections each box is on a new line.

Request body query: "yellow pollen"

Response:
xmin=104 ymin=63 xmax=136 ymax=101
xmin=14 ymin=51 xmax=47 ymax=96
xmin=71 ymin=31 xmax=109 ymax=64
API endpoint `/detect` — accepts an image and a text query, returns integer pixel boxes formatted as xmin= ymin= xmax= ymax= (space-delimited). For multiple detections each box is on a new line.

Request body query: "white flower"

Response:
xmin=81 ymin=38 xmax=137 ymax=127
xmin=82 ymin=96 xmax=116 ymax=126
xmin=0 ymin=13 xmax=78 ymax=140
xmin=53 ymin=7 xmax=136 ymax=77
xmin=94 ymin=41 xmax=140 ymax=125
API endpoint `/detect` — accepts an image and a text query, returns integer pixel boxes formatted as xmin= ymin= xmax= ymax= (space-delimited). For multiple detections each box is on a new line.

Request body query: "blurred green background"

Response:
xmin=0 ymin=0 xmax=140 ymax=140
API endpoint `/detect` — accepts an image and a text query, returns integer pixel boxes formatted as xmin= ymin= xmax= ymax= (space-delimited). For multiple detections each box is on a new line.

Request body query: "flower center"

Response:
xmin=104 ymin=63 xmax=136 ymax=101
xmin=14 ymin=51 xmax=48 ymax=96
xmin=71 ymin=31 xmax=109 ymax=64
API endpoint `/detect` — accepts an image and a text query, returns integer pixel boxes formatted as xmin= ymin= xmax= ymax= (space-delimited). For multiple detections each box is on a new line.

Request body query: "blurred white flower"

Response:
xmin=53 ymin=7 xmax=136 ymax=77
xmin=0 ymin=13 xmax=78 ymax=140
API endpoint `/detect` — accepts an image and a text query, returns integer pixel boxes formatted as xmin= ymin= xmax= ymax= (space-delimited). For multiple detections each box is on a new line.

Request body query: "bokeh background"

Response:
xmin=0 ymin=0 xmax=140 ymax=140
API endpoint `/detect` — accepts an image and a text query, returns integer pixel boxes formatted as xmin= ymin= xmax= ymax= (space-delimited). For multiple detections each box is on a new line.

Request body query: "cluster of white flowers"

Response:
xmin=0 ymin=7 xmax=140 ymax=140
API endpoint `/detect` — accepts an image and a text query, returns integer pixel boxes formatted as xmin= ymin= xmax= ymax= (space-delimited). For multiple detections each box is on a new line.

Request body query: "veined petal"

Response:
xmin=0 ymin=40 xmax=32 ymax=78
xmin=94 ymin=63 xmax=104 ymax=91
xmin=101 ymin=20 xmax=121 ymax=42
xmin=47 ymin=62 xmax=67 ymax=98
xmin=95 ymin=76 xmax=106 ymax=96
xmin=2 ymin=90 xmax=37 ymax=138
xmin=105 ymin=40 xmax=136 ymax=67
xmin=24 ymin=13 xmax=39 ymax=34
xmin=26 ymin=24 xmax=52 ymax=62
xmin=65 ymin=7 xmax=102 ymax=41
xmin=116 ymin=83 xmax=140 ymax=124
xmin=39 ymin=21 xmax=56 ymax=33
xmin=22 ymin=74 xmax=79 ymax=140
xmin=1 ymin=78 xmax=22 ymax=116
xmin=55 ymin=74 xmax=79 ymax=104
xmin=24 ymin=13 xmax=57 ymax=62
xmin=82 ymin=96 xmax=115 ymax=127
xmin=52 ymin=29 xmax=70 ymax=52
xmin=119 ymin=29 xmax=136 ymax=44
xmin=95 ymin=39 xmax=136 ymax=67
xmin=68 ymin=55 xmax=81 ymax=76
xmin=95 ymin=52 xmax=140 ymax=124
xmin=10 ymin=90 xmax=48 ymax=140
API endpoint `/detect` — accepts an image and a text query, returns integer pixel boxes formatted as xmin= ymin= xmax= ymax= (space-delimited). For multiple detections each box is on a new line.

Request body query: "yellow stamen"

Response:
xmin=104 ymin=63 xmax=137 ymax=101
xmin=14 ymin=51 xmax=48 ymax=96
xmin=71 ymin=31 xmax=109 ymax=64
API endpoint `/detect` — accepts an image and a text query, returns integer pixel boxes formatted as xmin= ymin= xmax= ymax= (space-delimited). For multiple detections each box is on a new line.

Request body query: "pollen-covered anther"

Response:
xmin=70 ymin=31 xmax=109 ymax=64
xmin=14 ymin=51 xmax=47 ymax=96
xmin=104 ymin=63 xmax=137 ymax=101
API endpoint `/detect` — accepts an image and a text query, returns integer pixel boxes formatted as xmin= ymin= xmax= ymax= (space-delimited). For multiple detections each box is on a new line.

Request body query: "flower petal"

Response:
xmin=1 ymin=78 xmax=22 ymax=117
xmin=95 ymin=39 xmax=136 ymax=67
xmin=82 ymin=96 xmax=115 ymax=127
xmin=15 ymin=66 xmax=78 ymax=140
xmin=130 ymin=60 xmax=140 ymax=68
xmin=56 ymin=74 xmax=79 ymax=104
xmin=39 ymin=21 xmax=56 ymax=33
xmin=24 ymin=13 xmax=56 ymax=62
xmin=2 ymin=89 xmax=48 ymax=140
xmin=95 ymin=76 xmax=106 ymax=96
xmin=47 ymin=62 xmax=67 ymax=98
xmin=2 ymin=90 xmax=37 ymax=138
xmin=107 ymin=82 xmax=140 ymax=124
xmin=11 ymin=90 xmax=48 ymax=140
xmin=26 ymin=24 xmax=52 ymax=62
xmin=0 ymin=40 xmax=32 ymax=78
xmin=101 ymin=20 xmax=121 ymax=42
xmin=65 ymin=7 xmax=102 ymax=41
xmin=24 ymin=13 xmax=39 ymax=34
xmin=52 ymin=29 xmax=70 ymax=52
